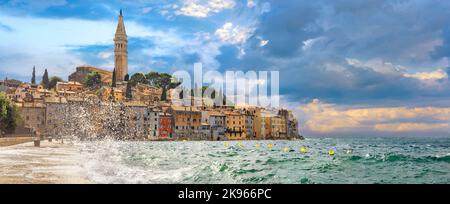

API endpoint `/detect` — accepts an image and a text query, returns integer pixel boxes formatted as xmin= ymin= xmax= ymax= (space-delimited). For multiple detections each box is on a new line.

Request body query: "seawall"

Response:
xmin=0 ymin=136 xmax=34 ymax=147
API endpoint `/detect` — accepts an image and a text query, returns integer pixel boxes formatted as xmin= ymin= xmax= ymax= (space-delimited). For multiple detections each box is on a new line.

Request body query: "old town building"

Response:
xmin=68 ymin=66 xmax=113 ymax=85
xmin=15 ymin=102 xmax=47 ymax=134
xmin=133 ymin=83 xmax=162 ymax=104
xmin=169 ymin=106 xmax=202 ymax=139
xmin=225 ymin=111 xmax=247 ymax=140
xmin=159 ymin=112 xmax=174 ymax=140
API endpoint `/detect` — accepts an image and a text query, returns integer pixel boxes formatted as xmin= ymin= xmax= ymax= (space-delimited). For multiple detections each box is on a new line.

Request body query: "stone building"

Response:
xmin=0 ymin=78 xmax=22 ymax=88
xmin=56 ymin=81 xmax=84 ymax=93
xmin=99 ymin=87 xmax=124 ymax=102
xmin=209 ymin=112 xmax=226 ymax=141
xmin=133 ymin=84 xmax=162 ymax=104
xmin=169 ymin=106 xmax=201 ymax=139
xmin=44 ymin=99 xmax=67 ymax=137
xmin=225 ymin=111 xmax=247 ymax=140
xmin=12 ymin=84 xmax=53 ymax=103
xmin=244 ymin=110 xmax=255 ymax=139
xmin=279 ymin=109 xmax=298 ymax=139
xmin=68 ymin=66 xmax=113 ymax=85
xmin=144 ymin=108 xmax=161 ymax=140
xmin=124 ymin=102 xmax=148 ymax=139
xmin=15 ymin=102 xmax=47 ymax=134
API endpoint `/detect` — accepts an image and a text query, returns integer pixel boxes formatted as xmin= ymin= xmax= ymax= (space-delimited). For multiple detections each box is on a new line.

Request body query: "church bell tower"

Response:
xmin=114 ymin=9 xmax=128 ymax=82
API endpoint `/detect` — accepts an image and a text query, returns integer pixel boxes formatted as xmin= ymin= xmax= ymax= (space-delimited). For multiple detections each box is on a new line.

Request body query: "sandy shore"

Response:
xmin=0 ymin=140 xmax=92 ymax=184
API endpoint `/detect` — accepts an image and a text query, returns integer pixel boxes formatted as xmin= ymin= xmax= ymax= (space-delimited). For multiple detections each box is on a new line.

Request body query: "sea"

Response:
xmin=76 ymin=136 xmax=450 ymax=184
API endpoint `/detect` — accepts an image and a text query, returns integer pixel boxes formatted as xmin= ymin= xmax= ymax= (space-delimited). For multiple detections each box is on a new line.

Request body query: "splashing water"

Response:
xmin=47 ymin=99 xmax=151 ymax=141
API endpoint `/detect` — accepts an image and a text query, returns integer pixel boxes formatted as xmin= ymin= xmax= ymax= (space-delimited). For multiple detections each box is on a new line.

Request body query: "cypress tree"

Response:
xmin=31 ymin=66 xmax=36 ymax=84
xmin=112 ymin=68 xmax=117 ymax=87
xmin=41 ymin=69 xmax=49 ymax=89
xmin=126 ymin=82 xmax=132 ymax=100
xmin=124 ymin=74 xmax=130 ymax=82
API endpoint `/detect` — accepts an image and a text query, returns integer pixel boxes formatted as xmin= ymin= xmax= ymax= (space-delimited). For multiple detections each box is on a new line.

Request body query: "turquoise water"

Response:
xmin=78 ymin=137 xmax=450 ymax=184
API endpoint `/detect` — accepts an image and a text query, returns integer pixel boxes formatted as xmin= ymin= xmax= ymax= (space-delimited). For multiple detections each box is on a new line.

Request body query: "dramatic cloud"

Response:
xmin=298 ymin=99 xmax=450 ymax=136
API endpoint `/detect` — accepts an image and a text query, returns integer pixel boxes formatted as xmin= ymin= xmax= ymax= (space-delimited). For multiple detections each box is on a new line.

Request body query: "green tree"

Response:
xmin=84 ymin=72 xmax=102 ymax=90
xmin=159 ymin=73 xmax=181 ymax=101
xmin=143 ymin=72 xmax=182 ymax=101
xmin=41 ymin=69 xmax=49 ymax=89
xmin=145 ymin=72 xmax=160 ymax=87
xmin=0 ymin=93 xmax=22 ymax=135
xmin=129 ymin=73 xmax=147 ymax=86
xmin=31 ymin=66 xmax=36 ymax=84
xmin=48 ymin=76 xmax=64 ymax=90
xmin=124 ymin=74 xmax=130 ymax=82
xmin=112 ymin=68 xmax=117 ymax=87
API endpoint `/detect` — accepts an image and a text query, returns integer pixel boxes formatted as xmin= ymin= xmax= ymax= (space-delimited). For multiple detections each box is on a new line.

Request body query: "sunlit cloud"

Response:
xmin=175 ymin=0 xmax=235 ymax=18
xmin=298 ymin=99 xmax=450 ymax=134
xmin=215 ymin=22 xmax=255 ymax=45
xmin=404 ymin=69 xmax=448 ymax=81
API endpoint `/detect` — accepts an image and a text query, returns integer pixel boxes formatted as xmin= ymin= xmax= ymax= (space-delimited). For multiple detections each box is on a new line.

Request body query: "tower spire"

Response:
xmin=120 ymin=9 xmax=122 ymax=16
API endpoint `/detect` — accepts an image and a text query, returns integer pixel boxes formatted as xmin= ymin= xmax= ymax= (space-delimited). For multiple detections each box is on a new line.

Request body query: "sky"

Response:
xmin=0 ymin=0 xmax=450 ymax=137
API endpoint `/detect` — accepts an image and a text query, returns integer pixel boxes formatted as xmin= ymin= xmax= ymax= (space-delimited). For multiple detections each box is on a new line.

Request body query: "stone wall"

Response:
xmin=0 ymin=136 xmax=34 ymax=147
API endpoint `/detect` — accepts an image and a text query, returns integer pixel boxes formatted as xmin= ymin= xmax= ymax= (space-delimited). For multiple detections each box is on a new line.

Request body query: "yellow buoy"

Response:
xmin=267 ymin=144 xmax=273 ymax=149
xmin=238 ymin=142 xmax=243 ymax=148
xmin=283 ymin=147 xmax=289 ymax=152
xmin=300 ymin=147 xmax=308 ymax=153
xmin=255 ymin=143 xmax=261 ymax=148
xmin=328 ymin=149 xmax=335 ymax=156
xmin=224 ymin=142 xmax=229 ymax=147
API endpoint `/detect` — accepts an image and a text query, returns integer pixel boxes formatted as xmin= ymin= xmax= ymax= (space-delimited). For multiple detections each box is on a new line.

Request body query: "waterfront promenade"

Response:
xmin=0 ymin=136 xmax=34 ymax=147
xmin=0 ymin=140 xmax=90 ymax=184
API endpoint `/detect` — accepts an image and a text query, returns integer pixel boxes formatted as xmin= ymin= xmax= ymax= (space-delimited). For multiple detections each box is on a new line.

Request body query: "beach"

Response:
xmin=0 ymin=140 xmax=90 ymax=184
